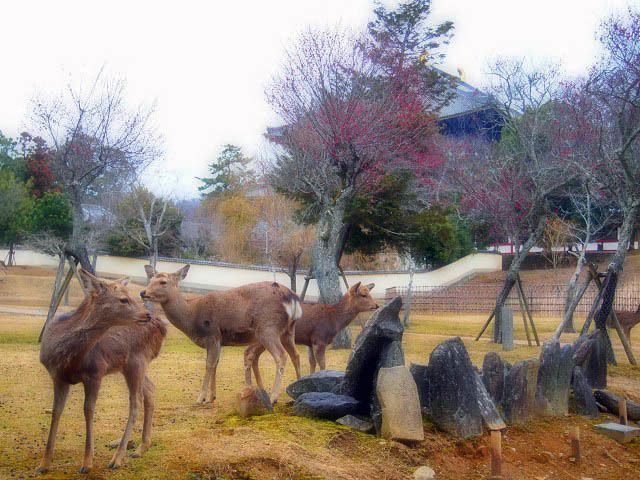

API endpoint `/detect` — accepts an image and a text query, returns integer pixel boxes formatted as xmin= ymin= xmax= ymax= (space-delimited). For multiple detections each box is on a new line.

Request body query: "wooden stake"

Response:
xmin=38 ymin=257 xmax=77 ymax=343
xmin=516 ymin=283 xmax=532 ymax=346
xmin=490 ymin=430 xmax=502 ymax=479
xmin=619 ymin=398 xmax=628 ymax=426
xmin=570 ymin=426 xmax=581 ymax=465
xmin=516 ymin=275 xmax=539 ymax=346
xmin=475 ymin=308 xmax=496 ymax=341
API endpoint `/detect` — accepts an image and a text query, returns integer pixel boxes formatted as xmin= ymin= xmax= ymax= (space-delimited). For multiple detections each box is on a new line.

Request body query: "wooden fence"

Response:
xmin=385 ymin=282 xmax=640 ymax=315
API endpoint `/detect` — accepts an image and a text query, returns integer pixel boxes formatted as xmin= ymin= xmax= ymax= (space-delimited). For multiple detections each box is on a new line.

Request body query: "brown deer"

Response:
xmin=246 ymin=282 xmax=378 ymax=377
xmin=608 ymin=304 xmax=640 ymax=344
xmin=141 ymin=264 xmax=302 ymax=405
xmin=38 ymin=269 xmax=166 ymax=474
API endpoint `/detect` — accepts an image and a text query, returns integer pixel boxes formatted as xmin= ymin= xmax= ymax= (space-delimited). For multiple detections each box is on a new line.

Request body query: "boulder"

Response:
xmin=474 ymin=372 xmax=506 ymax=431
xmin=334 ymin=296 xmax=404 ymax=412
xmin=409 ymin=362 xmax=430 ymax=413
xmin=292 ymin=392 xmax=359 ymax=420
xmin=370 ymin=340 xmax=405 ymax=434
xmin=425 ymin=337 xmax=483 ymax=438
xmin=376 ymin=366 xmax=424 ymax=443
xmin=286 ymin=370 xmax=345 ymax=400
xmin=336 ymin=415 xmax=374 ymax=433
xmin=572 ymin=330 xmax=607 ymax=389
xmin=413 ymin=466 xmax=436 ymax=480
xmin=535 ymin=340 xmax=575 ymax=416
xmin=481 ymin=352 xmax=506 ymax=405
xmin=570 ymin=366 xmax=599 ymax=418
xmin=503 ymin=359 xmax=539 ymax=424
xmin=235 ymin=386 xmax=273 ymax=418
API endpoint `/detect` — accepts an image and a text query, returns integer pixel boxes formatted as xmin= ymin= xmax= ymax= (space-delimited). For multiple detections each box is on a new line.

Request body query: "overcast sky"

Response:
xmin=0 ymin=0 xmax=633 ymax=198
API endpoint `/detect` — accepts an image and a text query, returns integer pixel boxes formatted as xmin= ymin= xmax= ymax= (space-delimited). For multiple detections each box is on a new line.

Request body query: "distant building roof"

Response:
xmin=438 ymin=78 xmax=495 ymax=120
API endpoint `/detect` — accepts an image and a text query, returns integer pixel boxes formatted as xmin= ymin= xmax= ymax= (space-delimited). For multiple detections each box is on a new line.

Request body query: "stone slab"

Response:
xmin=286 ymin=370 xmax=345 ymax=400
xmin=376 ymin=366 xmax=424 ymax=443
xmin=593 ymin=422 xmax=640 ymax=443
xmin=336 ymin=415 xmax=374 ymax=433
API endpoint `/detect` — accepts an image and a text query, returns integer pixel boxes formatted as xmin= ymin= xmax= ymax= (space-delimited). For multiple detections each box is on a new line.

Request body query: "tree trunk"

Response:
xmin=403 ymin=267 xmax=414 ymax=327
xmin=7 ymin=242 xmax=15 ymax=266
xmin=562 ymin=250 xmax=589 ymax=334
xmin=312 ymin=190 xmax=353 ymax=349
xmin=69 ymin=200 xmax=94 ymax=273
xmin=289 ymin=255 xmax=299 ymax=293
xmin=151 ymin=238 xmax=159 ymax=269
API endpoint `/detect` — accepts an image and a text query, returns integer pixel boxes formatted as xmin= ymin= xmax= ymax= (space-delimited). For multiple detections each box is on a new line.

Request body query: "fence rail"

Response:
xmin=385 ymin=282 xmax=640 ymax=315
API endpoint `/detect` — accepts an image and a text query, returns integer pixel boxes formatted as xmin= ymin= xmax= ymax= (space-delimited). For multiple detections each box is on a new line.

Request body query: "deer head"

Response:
xmin=77 ymin=268 xmax=151 ymax=326
xmin=140 ymin=265 xmax=190 ymax=303
xmin=346 ymin=281 xmax=378 ymax=312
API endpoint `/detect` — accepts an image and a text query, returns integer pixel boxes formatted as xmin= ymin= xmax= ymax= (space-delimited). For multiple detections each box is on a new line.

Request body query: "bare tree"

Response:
xmin=447 ymin=59 xmax=572 ymax=321
xmin=30 ymin=69 xmax=161 ymax=272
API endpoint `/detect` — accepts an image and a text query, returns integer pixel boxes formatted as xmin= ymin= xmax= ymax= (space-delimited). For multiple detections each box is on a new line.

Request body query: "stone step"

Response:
xmin=593 ymin=422 xmax=640 ymax=443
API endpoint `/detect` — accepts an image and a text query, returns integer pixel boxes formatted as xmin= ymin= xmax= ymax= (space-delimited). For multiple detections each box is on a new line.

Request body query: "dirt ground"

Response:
xmin=1 ymin=265 xmax=639 ymax=480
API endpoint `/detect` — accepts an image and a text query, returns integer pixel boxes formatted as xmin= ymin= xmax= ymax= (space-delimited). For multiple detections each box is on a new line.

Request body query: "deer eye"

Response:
xmin=159 ymin=280 xmax=167 ymax=285
xmin=120 ymin=298 xmax=129 ymax=304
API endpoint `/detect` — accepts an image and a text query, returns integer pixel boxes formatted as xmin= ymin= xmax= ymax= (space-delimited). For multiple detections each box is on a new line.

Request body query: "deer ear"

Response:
xmin=78 ymin=268 xmax=106 ymax=293
xmin=116 ymin=277 xmax=130 ymax=286
xmin=366 ymin=283 xmax=375 ymax=292
xmin=349 ymin=282 xmax=362 ymax=295
xmin=144 ymin=265 xmax=157 ymax=280
xmin=175 ymin=264 xmax=190 ymax=281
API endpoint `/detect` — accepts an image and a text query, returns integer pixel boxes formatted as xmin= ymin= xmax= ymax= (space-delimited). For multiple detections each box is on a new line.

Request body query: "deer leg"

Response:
xmin=132 ymin=376 xmax=154 ymax=458
xmin=244 ymin=343 xmax=266 ymax=389
xmin=281 ymin=329 xmax=301 ymax=380
xmin=79 ymin=377 xmax=102 ymax=474
xmin=313 ymin=343 xmax=327 ymax=371
xmin=109 ymin=368 xmax=143 ymax=469
xmin=625 ymin=326 xmax=632 ymax=345
xmin=37 ymin=379 xmax=70 ymax=474
xmin=197 ymin=340 xmax=220 ymax=405
xmin=307 ymin=346 xmax=317 ymax=374
xmin=258 ymin=331 xmax=288 ymax=404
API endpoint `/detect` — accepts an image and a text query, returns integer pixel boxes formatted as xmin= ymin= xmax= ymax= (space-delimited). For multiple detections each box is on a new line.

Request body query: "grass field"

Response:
xmin=1 ymin=266 xmax=640 ymax=479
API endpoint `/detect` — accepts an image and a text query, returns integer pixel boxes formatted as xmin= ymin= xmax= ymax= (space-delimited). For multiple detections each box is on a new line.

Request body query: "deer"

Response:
xmin=0 ymin=260 xmax=7 ymax=274
xmin=245 ymin=282 xmax=378 ymax=378
xmin=608 ymin=304 xmax=640 ymax=344
xmin=140 ymin=264 xmax=302 ymax=405
xmin=38 ymin=268 xmax=167 ymax=474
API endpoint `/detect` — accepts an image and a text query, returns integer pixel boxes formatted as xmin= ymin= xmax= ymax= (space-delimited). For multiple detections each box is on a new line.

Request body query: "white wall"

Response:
xmin=1 ymin=250 xmax=502 ymax=300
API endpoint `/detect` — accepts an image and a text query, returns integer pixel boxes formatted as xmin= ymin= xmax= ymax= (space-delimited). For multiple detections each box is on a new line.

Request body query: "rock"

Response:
xmin=572 ymin=330 xmax=607 ymax=389
xmin=376 ymin=366 xmax=424 ymax=443
xmin=410 ymin=362 xmax=430 ymax=413
xmin=425 ymin=337 xmax=483 ymax=438
xmin=482 ymin=352 xmax=506 ymax=405
xmin=235 ymin=386 xmax=273 ymax=418
xmin=292 ymin=392 xmax=359 ymax=420
xmin=336 ymin=415 xmax=374 ymax=433
xmin=334 ymin=296 xmax=404 ymax=412
xmin=473 ymin=372 xmax=506 ymax=430
xmin=570 ymin=366 xmax=599 ymax=418
xmin=535 ymin=340 xmax=575 ymax=416
xmin=593 ymin=390 xmax=640 ymax=421
xmin=503 ymin=359 xmax=539 ymax=424
xmin=594 ymin=422 xmax=640 ymax=443
xmin=286 ymin=370 xmax=345 ymax=400
xmin=370 ymin=340 xmax=405 ymax=434
xmin=413 ymin=465 xmax=436 ymax=480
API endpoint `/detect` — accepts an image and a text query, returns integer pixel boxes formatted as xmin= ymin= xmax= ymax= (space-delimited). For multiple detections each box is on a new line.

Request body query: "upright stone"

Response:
xmin=570 ymin=366 xmax=599 ymax=418
xmin=426 ymin=337 xmax=483 ymax=438
xmin=334 ymin=296 xmax=404 ymax=412
xmin=501 ymin=307 xmax=514 ymax=351
xmin=474 ymin=372 xmax=506 ymax=431
xmin=482 ymin=352 xmax=506 ymax=405
xmin=371 ymin=340 xmax=405 ymax=434
xmin=376 ymin=366 xmax=424 ymax=443
xmin=410 ymin=362 xmax=430 ymax=414
xmin=503 ymin=359 xmax=539 ymax=424
xmin=572 ymin=330 xmax=607 ymax=389
xmin=535 ymin=340 xmax=574 ymax=416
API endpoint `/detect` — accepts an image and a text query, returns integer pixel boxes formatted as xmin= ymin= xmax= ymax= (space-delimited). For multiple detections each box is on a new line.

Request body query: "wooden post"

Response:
xmin=490 ymin=430 xmax=502 ymax=479
xmin=516 ymin=275 xmax=539 ymax=346
xmin=338 ymin=266 xmax=349 ymax=290
xmin=516 ymin=283 xmax=532 ymax=346
xmin=619 ymin=398 xmax=628 ymax=426
xmin=38 ymin=257 xmax=77 ymax=343
xmin=300 ymin=276 xmax=311 ymax=302
xmin=570 ymin=426 xmax=581 ymax=465
xmin=476 ymin=308 xmax=497 ymax=341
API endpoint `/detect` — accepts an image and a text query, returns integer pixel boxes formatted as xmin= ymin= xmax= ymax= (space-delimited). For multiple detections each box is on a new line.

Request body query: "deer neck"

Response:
xmin=159 ymin=290 xmax=197 ymax=335
xmin=334 ymin=297 xmax=360 ymax=331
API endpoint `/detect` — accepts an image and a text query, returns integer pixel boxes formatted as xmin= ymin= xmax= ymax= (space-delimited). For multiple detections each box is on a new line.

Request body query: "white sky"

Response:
xmin=0 ymin=0 xmax=634 ymax=198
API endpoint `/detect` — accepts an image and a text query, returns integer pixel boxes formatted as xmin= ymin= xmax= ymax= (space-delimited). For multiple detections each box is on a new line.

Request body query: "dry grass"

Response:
xmin=1 ymin=266 xmax=640 ymax=479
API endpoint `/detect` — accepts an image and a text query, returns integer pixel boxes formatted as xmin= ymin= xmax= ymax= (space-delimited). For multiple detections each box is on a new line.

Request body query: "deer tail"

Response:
xmin=283 ymin=291 xmax=303 ymax=326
